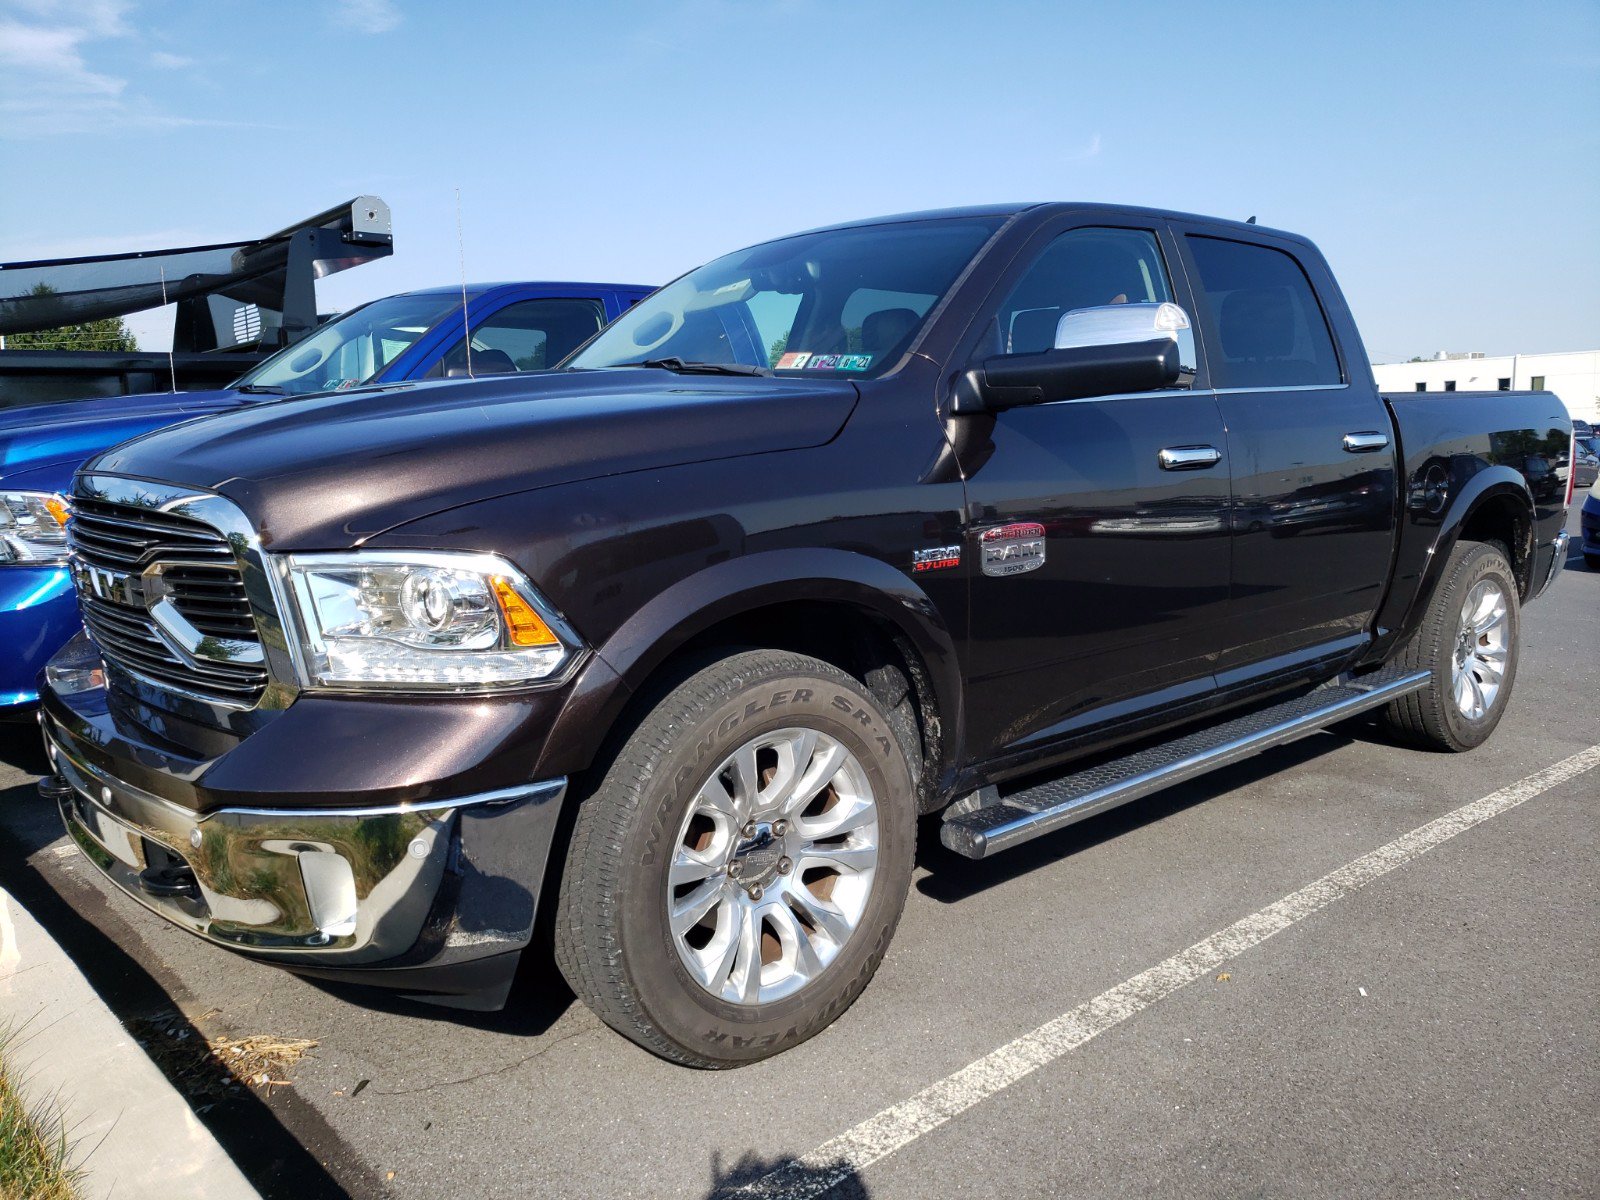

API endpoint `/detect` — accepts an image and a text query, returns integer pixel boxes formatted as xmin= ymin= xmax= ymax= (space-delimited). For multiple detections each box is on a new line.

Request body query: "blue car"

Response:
xmin=1581 ymin=479 xmax=1600 ymax=570
xmin=0 ymin=280 xmax=651 ymax=717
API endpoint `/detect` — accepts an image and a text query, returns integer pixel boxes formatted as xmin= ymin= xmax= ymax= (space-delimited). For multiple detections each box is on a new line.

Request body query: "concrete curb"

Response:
xmin=0 ymin=884 xmax=260 ymax=1200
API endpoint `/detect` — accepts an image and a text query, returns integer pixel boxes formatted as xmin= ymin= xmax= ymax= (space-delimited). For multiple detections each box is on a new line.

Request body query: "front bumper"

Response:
xmin=40 ymin=652 xmax=568 ymax=1010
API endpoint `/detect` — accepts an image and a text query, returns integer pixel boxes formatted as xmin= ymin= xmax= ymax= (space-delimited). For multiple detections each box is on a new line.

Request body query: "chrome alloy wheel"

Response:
xmin=1451 ymin=578 xmax=1510 ymax=720
xmin=668 ymin=727 xmax=880 ymax=1006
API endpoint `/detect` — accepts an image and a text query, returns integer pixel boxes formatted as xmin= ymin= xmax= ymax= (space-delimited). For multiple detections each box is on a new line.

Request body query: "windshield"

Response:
xmin=568 ymin=218 xmax=1003 ymax=378
xmin=233 ymin=292 xmax=467 ymax=395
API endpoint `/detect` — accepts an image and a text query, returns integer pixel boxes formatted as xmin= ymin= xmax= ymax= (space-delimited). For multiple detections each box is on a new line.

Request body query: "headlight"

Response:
xmin=0 ymin=491 xmax=71 ymax=566
xmin=281 ymin=551 xmax=583 ymax=691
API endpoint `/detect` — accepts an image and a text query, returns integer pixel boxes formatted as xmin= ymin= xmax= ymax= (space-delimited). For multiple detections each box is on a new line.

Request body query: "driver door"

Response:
xmin=954 ymin=224 xmax=1232 ymax=767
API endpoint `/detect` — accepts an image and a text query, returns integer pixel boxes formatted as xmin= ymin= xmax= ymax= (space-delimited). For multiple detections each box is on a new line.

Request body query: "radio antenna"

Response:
xmin=159 ymin=264 xmax=176 ymax=392
xmin=455 ymin=186 xmax=473 ymax=379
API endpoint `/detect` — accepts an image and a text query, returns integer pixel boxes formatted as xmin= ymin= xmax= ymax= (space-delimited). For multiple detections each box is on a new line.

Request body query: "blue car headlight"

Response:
xmin=0 ymin=491 xmax=70 ymax=566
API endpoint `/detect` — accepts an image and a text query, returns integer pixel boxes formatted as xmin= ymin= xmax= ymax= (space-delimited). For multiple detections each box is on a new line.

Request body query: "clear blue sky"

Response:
xmin=2 ymin=0 xmax=1596 ymax=362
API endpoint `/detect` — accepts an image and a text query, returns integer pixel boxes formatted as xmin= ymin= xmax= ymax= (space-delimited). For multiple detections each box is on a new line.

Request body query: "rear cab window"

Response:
xmin=1184 ymin=235 xmax=1342 ymax=389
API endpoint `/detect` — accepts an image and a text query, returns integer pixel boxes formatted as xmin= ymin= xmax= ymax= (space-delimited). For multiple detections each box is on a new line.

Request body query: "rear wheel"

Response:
xmin=1380 ymin=540 xmax=1520 ymax=752
xmin=553 ymin=650 xmax=916 ymax=1067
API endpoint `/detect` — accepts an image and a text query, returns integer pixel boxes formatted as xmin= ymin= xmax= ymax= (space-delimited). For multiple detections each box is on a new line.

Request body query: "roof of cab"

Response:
xmin=792 ymin=202 xmax=1306 ymax=245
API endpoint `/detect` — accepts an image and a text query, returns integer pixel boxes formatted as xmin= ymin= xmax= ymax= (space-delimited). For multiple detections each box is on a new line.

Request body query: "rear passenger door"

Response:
xmin=1173 ymin=227 xmax=1398 ymax=686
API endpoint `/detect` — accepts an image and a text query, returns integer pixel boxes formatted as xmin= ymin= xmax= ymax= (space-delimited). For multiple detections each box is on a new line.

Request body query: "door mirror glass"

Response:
xmin=1054 ymin=301 xmax=1196 ymax=385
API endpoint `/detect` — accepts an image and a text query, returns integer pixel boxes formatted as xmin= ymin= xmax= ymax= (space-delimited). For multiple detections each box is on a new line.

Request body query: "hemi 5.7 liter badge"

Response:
xmin=980 ymin=522 xmax=1046 ymax=577
xmin=912 ymin=545 xmax=962 ymax=573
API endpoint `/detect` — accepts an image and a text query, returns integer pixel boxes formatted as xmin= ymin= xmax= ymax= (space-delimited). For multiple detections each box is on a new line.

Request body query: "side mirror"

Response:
xmin=951 ymin=302 xmax=1193 ymax=414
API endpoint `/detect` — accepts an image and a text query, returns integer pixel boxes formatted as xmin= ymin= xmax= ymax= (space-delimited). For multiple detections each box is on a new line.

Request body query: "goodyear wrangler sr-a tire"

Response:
xmin=553 ymin=650 xmax=917 ymax=1067
xmin=1380 ymin=540 xmax=1521 ymax=752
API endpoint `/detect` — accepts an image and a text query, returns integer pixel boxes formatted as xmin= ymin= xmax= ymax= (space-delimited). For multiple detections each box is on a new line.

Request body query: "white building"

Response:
xmin=1371 ymin=350 xmax=1599 ymax=425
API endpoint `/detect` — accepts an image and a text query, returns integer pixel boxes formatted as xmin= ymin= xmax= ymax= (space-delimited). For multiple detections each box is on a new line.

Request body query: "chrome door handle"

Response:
xmin=1343 ymin=431 xmax=1390 ymax=453
xmin=1158 ymin=445 xmax=1222 ymax=471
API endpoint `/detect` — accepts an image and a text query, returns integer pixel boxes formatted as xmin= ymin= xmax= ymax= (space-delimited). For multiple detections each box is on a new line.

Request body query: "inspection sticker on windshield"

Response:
xmin=776 ymin=351 xmax=873 ymax=370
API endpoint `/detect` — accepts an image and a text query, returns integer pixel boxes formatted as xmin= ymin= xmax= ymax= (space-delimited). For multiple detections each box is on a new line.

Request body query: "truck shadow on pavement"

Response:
xmin=703 ymin=1149 xmax=870 ymax=1199
xmin=296 ymin=942 xmax=576 ymax=1037
xmin=915 ymin=726 xmax=1360 ymax=903
xmin=0 ymin=778 xmax=375 ymax=1200
xmin=0 ymin=721 xmax=48 ymax=775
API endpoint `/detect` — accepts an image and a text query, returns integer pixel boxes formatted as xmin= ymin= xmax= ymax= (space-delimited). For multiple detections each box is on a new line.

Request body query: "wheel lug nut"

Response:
xmin=748 ymin=885 xmax=763 ymax=901
xmin=728 ymin=861 xmax=742 ymax=878
xmin=742 ymin=822 xmax=756 ymax=837
xmin=777 ymin=857 xmax=793 ymax=875
xmin=773 ymin=819 xmax=787 ymax=836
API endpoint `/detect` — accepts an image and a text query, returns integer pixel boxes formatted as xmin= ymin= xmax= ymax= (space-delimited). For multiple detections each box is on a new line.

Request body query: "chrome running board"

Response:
xmin=940 ymin=669 xmax=1430 ymax=860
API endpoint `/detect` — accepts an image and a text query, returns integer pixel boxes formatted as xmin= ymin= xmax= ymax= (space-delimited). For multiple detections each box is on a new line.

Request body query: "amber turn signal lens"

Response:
xmin=44 ymin=496 xmax=71 ymax=527
xmin=491 ymin=576 xmax=560 ymax=647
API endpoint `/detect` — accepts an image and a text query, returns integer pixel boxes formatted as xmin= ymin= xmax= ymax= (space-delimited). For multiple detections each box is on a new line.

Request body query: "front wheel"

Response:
xmin=553 ymin=650 xmax=916 ymax=1067
xmin=1380 ymin=540 xmax=1520 ymax=752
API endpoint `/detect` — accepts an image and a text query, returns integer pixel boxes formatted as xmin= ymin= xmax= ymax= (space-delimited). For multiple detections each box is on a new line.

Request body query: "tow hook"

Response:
xmin=138 ymin=842 xmax=200 ymax=899
xmin=36 ymin=775 xmax=72 ymax=802
xmin=139 ymin=862 xmax=199 ymax=899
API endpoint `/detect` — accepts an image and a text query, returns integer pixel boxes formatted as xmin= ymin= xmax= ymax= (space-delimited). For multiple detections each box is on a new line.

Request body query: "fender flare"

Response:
xmin=533 ymin=548 xmax=965 ymax=781
xmin=1393 ymin=466 xmax=1533 ymax=646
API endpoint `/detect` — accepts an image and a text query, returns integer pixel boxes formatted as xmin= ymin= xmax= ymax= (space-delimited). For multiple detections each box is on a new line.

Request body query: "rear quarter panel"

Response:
xmin=1369 ymin=389 xmax=1572 ymax=661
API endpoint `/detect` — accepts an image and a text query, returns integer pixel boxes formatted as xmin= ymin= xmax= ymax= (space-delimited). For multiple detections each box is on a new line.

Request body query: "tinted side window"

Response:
xmin=996 ymin=227 xmax=1176 ymax=356
xmin=1185 ymin=236 xmax=1341 ymax=388
xmin=431 ymin=297 xmax=606 ymax=377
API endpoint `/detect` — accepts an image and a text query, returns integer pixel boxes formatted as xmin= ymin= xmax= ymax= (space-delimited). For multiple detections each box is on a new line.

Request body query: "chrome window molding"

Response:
xmin=1028 ymin=381 xmax=1352 ymax=410
xmin=1212 ymin=383 xmax=1349 ymax=395
xmin=75 ymin=473 xmax=303 ymax=712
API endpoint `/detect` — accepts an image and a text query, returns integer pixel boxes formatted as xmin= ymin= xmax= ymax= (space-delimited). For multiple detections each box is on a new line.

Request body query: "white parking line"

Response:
xmin=737 ymin=743 xmax=1600 ymax=1199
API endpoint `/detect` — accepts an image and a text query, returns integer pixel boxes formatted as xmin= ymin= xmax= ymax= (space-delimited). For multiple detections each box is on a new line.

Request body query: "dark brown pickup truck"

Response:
xmin=38 ymin=203 xmax=1574 ymax=1066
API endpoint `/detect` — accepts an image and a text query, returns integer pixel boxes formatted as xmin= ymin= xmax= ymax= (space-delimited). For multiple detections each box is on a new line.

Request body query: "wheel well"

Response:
xmin=1458 ymin=494 xmax=1533 ymax=596
xmin=606 ymin=601 xmax=946 ymax=813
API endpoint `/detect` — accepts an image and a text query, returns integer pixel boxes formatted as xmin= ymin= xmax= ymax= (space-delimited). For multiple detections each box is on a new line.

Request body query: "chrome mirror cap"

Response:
xmin=1054 ymin=301 xmax=1191 ymax=351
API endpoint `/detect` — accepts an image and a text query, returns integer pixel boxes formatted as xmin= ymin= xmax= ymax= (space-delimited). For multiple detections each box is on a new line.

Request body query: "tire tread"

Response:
xmin=553 ymin=649 xmax=912 ymax=1067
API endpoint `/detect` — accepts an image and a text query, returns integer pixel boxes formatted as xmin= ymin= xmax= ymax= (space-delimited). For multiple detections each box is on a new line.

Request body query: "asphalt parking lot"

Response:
xmin=2 ymin=513 xmax=1595 ymax=1200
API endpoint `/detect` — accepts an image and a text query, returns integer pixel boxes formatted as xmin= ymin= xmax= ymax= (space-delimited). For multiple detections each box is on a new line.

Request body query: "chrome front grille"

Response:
xmin=68 ymin=498 xmax=234 ymax=570
xmin=68 ymin=495 xmax=269 ymax=706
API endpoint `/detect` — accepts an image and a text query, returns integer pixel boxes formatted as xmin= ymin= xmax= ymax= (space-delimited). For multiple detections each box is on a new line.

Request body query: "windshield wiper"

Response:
xmin=637 ymin=357 xmax=772 ymax=377
xmin=235 ymin=383 xmax=288 ymax=395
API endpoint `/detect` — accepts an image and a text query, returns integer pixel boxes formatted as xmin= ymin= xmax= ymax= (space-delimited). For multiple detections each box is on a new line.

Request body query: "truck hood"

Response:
xmin=87 ymin=370 xmax=860 ymax=546
xmin=0 ymin=388 xmax=246 ymax=488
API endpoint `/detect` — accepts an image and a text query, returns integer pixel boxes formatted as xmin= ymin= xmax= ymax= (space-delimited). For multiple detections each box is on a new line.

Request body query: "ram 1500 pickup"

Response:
xmin=0 ymin=280 xmax=651 ymax=716
xmin=37 ymin=204 xmax=1573 ymax=1067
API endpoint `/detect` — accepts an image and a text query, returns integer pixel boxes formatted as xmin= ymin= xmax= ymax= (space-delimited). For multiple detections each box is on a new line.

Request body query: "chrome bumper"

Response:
xmin=43 ymin=720 xmax=565 ymax=999
xmin=1541 ymin=529 xmax=1570 ymax=594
